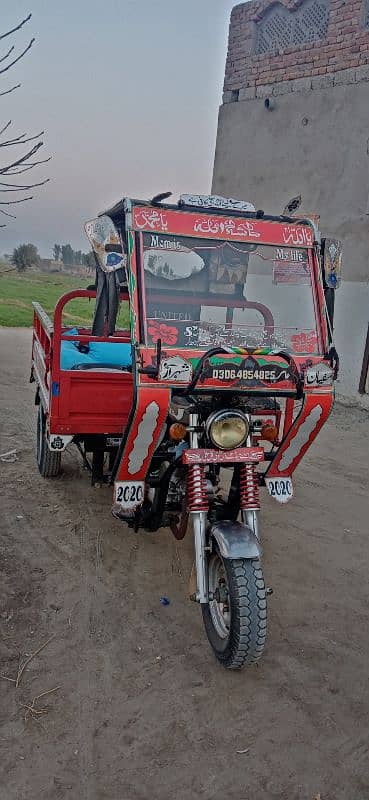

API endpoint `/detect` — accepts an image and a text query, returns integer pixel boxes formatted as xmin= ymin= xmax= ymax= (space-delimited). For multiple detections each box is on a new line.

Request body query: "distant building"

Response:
xmin=40 ymin=258 xmax=92 ymax=277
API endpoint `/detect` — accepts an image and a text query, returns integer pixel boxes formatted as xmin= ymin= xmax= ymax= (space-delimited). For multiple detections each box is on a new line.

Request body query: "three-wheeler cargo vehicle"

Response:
xmin=31 ymin=192 xmax=342 ymax=668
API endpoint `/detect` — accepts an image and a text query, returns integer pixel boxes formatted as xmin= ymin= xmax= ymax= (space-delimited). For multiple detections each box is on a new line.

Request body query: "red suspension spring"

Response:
xmin=187 ymin=464 xmax=209 ymax=512
xmin=239 ymin=463 xmax=260 ymax=511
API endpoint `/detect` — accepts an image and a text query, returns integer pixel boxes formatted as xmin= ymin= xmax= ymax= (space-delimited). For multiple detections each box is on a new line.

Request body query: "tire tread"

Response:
xmin=36 ymin=405 xmax=61 ymax=478
xmin=203 ymin=556 xmax=267 ymax=670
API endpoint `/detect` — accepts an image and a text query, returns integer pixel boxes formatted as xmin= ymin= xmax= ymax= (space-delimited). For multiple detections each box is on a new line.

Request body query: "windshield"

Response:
xmin=140 ymin=233 xmax=320 ymax=354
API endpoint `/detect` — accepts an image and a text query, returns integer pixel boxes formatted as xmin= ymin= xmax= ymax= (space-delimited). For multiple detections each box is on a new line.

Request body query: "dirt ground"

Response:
xmin=0 ymin=328 xmax=368 ymax=800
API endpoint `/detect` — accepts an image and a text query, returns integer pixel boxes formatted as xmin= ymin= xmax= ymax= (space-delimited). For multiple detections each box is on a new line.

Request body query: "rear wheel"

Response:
xmin=36 ymin=404 xmax=61 ymax=478
xmin=202 ymin=548 xmax=267 ymax=669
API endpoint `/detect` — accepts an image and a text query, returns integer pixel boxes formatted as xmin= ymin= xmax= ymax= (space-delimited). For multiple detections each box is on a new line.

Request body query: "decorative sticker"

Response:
xmin=128 ymin=401 xmax=160 ymax=475
xmin=179 ymin=194 xmax=256 ymax=212
xmin=133 ymin=207 xmax=314 ymax=247
xmin=85 ymin=216 xmax=126 ymax=274
xmin=305 ymin=362 xmax=334 ymax=386
xmin=265 ymin=477 xmax=294 ymax=504
xmin=183 ymin=447 xmax=264 ymax=465
xmin=197 ymin=355 xmax=294 ymax=389
xmin=114 ymin=481 xmax=144 ymax=509
xmin=210 ymin=361 xmax=291 ymax=384
xmin=278 ymin=405 xmax=323 ymax=472
xmin=291 ymin=331 xmax=318 ymax=353
xmin=273 ymin=248 xmax=310 ymax=285
xmin=159 ymin=356 xmax=193 ymax=383
xmin=147 ymin=320 xmax=179 ymax=346
xmin=48 ymin=434 xmax=73 ymax=452
xmin=324 ymin=238 xmax=343 ymax=289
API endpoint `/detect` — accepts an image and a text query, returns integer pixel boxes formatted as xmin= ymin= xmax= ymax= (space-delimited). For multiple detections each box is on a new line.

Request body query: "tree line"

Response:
xmin=10 ymin=243 xmax=95 ymax=272
xmin=52 ymin=244 xmax=95 ymax=268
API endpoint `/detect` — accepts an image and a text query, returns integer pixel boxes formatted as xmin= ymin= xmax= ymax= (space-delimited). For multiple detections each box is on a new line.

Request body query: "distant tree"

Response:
xmin=82 ymin=251 xmax=95 ymax=268
xmin=61 ymin=243 xmax=74 ymax=266
xmin=53 ymin=243 xmax=61 ymax=261
xmin=0 ymin=15 xmax=50 ymax=229
xmin=12 ymin=242 xmax=40 ymax=272
xmin=74 ymin=249 xmax=82 ymax=265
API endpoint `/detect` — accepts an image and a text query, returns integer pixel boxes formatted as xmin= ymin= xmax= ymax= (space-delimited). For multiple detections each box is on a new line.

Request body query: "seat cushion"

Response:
xmin=61 ymin=329 xmax=132 ymax=370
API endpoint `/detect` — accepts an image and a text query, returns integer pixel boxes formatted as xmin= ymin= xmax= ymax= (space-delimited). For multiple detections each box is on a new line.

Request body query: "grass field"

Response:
xmin=0 ymin=269 xmax=130 ymax=328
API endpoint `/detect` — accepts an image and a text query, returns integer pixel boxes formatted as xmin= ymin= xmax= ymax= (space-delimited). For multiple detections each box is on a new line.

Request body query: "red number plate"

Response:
xmin=182 ymin=447 xmax=264 ymax=465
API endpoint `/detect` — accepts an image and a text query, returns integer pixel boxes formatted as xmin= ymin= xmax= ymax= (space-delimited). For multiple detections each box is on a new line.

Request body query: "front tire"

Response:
xmin=36 ymin=404 xmax=61 ymax=478
xmin=202 ymin=548 xmax=267 ymax=669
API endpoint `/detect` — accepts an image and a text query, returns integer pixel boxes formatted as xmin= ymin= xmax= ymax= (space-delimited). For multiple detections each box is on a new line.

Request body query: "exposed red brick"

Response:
xmin=223 ymin=0 xmax=369 ymax=92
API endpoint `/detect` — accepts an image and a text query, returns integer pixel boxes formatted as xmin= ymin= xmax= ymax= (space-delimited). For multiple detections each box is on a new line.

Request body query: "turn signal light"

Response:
xmin=169 ymin=423 xmax=187 ymax=442
xmin=261 ymin=421 xmax=278 ymax=443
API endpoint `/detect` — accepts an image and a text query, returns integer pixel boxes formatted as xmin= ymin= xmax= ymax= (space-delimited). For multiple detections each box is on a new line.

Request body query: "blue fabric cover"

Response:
xmin=61 ymin=328 xmax=131 ymax=370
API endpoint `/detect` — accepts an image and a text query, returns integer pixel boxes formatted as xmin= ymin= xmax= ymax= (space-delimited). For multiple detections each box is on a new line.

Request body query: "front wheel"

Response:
xmin=202 ymin=549 xmax=267 ymax=669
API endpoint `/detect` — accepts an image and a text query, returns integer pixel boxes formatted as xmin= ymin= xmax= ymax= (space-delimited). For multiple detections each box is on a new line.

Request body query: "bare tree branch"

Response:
xmin=0 ymin=178 xmax=49 ymax=190
xmin=0 ymin=130 xmax=44 ymax=147
xmin=0 ymin=120 xmax=12 ymax=137
xmin=0 ymin=15 xmax=50 ymax=219
xmin=0 ymin=45 xmax=15 ymax=65
xmin=0 ymin=142 xmax=43 ymax=173
xmin=3 ymin=157 xmax=51 ymax=174
xmin=0 ymin=14 xmax=32 ymax=42
xmin=0 ymin=83 xmax=21 ymax=97
xmin=0 ymin=39 xmax=35 ymax=76
xmin=0 ymin=132 xmax=26 ymax=145
xmin=0 ymin=195 xmax=33 ymax=204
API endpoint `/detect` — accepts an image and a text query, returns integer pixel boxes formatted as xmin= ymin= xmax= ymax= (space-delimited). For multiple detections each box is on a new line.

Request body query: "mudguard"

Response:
xmin=211 ymin=521 xmax=262 ymax=560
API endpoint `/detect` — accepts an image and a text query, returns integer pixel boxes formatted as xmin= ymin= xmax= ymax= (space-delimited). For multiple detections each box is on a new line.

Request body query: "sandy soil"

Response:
xmin=0 ymin=327 xmax=368 ymax=800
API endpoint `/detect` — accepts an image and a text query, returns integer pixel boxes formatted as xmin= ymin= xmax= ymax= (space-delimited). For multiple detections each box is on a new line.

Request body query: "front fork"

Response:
xmin=240 ymin=435 xmax=261 ymax=540
xmin=188 ymin=414 xmax=209 ymax=603
xmin=188 ymin=418 xmax=261 ymax=604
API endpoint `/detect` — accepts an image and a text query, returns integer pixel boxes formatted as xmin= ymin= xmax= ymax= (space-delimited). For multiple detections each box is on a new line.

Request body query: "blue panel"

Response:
xmin=60 ymin=329 xmax=132 ymax=371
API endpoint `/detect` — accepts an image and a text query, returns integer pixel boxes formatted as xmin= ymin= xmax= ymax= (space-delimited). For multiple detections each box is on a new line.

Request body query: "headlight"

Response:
xmin=206 ymin=410 xmax=249 ymax=450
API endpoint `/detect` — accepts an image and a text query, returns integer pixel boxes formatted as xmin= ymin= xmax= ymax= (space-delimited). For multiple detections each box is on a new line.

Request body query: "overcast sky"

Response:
xmin=0 ymin=0 xmax=237 ymax=257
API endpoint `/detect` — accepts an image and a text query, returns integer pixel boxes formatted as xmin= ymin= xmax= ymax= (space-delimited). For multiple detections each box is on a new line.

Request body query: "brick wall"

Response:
xmin=224 ymin=0 xmax=369 ymax=100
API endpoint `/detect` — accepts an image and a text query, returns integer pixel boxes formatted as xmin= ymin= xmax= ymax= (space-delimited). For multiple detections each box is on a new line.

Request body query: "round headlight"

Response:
xmin=207 ymin=410 xmax=249 ymax=450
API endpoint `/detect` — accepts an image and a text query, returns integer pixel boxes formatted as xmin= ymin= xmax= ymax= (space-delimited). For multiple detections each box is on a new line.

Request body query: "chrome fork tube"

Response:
xmin=192 ymin=512 xmax=208 ymax=603
xmin=189 ymin=413 xmax=209 ymax=604
xmin=242 ymin=509 xmax=260 ymax=541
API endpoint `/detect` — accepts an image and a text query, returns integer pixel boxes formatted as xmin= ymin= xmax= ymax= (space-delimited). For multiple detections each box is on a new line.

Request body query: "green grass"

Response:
xmin=0 ymin=269 xmax=130 ymax=328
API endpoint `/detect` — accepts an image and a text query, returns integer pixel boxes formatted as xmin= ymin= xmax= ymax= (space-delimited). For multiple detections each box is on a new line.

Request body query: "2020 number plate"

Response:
xmin=265 ymin=477 xmax=294 ymax=504
xmin=114 ymin=481 xmax=144 ymax=509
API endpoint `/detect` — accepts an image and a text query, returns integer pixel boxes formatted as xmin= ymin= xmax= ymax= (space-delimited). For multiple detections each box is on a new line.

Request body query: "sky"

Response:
xmin=0 ymin=0 xmax=237 ymax=257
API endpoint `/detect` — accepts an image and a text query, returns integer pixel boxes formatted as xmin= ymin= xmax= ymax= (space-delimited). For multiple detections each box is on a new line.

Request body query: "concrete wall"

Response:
xmin=212 ymin=0 xmax=369 ymax=398
xmin=213 ymin=81 xmax=369 ymax=282
xmin=335 ymin=282 xmax=369 ymax=395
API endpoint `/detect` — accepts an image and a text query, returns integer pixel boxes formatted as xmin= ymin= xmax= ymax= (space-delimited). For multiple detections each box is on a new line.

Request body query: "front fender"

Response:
xmin=211 ymin=521 xmax=262 ymax=560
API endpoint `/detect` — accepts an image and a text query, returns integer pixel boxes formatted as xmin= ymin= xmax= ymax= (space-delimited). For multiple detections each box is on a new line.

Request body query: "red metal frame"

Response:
xmin=32 ymin=289 xmax=134 ymax=435
xmin=132 ymin=206 xmax=315 ymax=248
xmin=31 ymin=204 xmax=334 ymax=516
xmin=110 ymin=206 xmax=334 ymax=509
xmin=266 ymin=389 xmax=334 ymax=479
